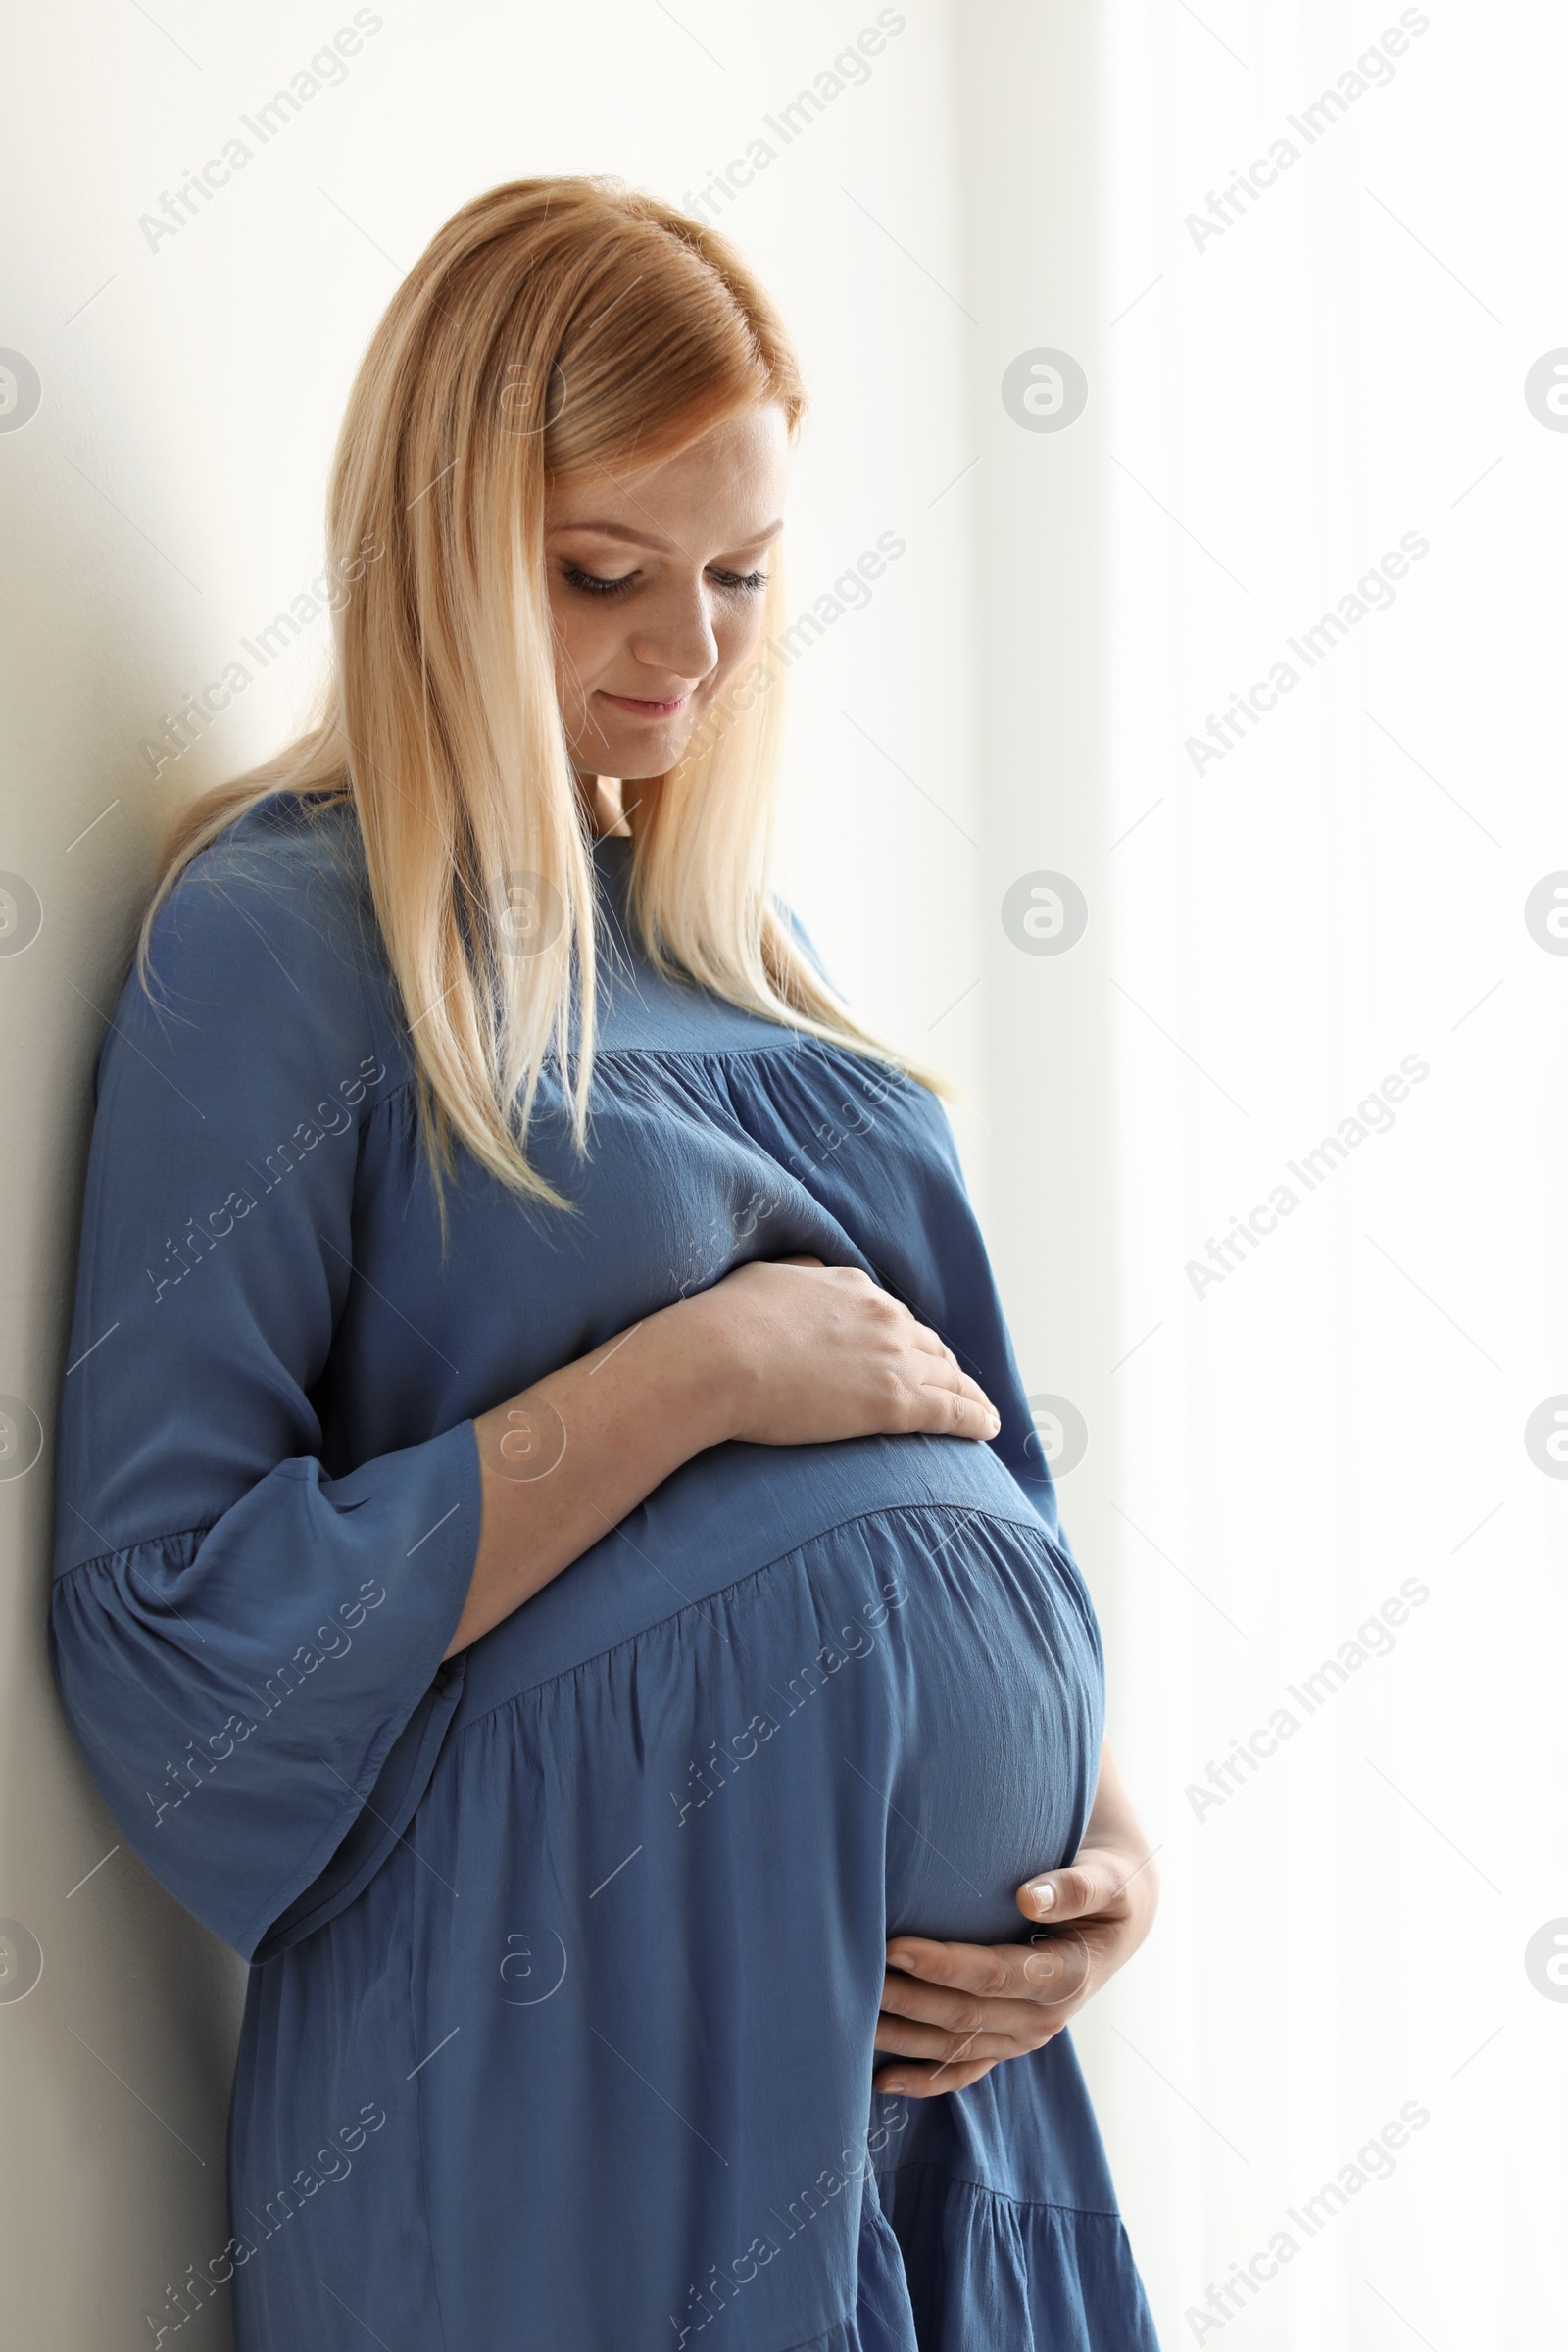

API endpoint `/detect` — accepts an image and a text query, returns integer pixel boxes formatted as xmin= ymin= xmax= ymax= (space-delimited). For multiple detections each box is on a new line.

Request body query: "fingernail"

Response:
xmin=1031 ymin=1882 xmax=1055 ymax=1913
xmin=883 ymin=2079 xmax=907 ymax=2096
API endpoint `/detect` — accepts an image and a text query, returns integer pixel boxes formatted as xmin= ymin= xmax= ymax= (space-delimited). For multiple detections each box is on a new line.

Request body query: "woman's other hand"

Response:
xmin=872 ymin=1744 xmax=1157 ymax=2096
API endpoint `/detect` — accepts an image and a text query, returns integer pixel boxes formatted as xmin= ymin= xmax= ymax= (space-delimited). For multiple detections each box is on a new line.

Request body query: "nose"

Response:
xmin=627 ymin=572 xmax=719 ymax=686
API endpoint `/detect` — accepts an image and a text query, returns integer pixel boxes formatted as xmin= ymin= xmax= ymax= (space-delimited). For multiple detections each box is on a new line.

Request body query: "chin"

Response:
xmin=607 ymin=731 xmax=698 ymax=783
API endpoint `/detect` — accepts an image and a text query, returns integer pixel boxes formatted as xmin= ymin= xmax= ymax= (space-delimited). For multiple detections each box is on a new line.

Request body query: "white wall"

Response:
xmin=0 ymin=4 xmax=981 ymax=2343
xmin=5 ymin=2 xmax=1564 ymax=2346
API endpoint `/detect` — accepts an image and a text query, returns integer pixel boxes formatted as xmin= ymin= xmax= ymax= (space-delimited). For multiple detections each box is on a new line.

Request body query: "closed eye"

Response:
xmin=560 ymin=563 xmax=769 ymax=600
xmin=562 ymin=564 xmax=637 ymax=598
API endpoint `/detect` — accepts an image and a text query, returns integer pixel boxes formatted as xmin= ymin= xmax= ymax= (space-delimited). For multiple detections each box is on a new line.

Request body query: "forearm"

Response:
xmin=1074 ymin=1742 xmax=1158 ymax=1936
xmin=445 ymin=1295 xmax=734 ymax=1657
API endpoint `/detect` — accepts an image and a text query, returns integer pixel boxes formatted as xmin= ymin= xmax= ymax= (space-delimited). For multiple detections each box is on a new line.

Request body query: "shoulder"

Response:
xmin=110 ymin=790 xmax=396 ymax=1100
xmin=146 ymin=790 xmax=373 ymax=994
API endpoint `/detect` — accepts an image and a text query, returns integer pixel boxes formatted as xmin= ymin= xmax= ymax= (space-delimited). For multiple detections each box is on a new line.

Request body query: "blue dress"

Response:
xmin=49 ymin=794 xmax=1158 ymax=2352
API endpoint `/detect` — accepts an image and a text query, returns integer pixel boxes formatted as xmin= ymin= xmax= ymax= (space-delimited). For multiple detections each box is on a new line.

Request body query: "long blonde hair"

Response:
xmin=140 ymin=175 xmax=928 ymax=1218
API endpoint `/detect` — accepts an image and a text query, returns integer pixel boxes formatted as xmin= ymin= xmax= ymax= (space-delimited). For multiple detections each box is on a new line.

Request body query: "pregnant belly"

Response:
xmin=250 ymin=1441 xmax=1109 ymax=2349
xmin=453 ymin=1432 xmax=1105 ymax=1944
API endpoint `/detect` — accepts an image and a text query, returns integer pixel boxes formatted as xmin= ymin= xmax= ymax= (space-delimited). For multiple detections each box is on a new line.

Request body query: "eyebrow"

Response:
xmin=545 ymin=516 xmax=785 ymax=552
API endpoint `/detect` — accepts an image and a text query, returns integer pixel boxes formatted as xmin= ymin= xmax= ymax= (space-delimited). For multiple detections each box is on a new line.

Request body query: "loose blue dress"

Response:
xmin=50 ymin=793 xmax=1158 ymax=2352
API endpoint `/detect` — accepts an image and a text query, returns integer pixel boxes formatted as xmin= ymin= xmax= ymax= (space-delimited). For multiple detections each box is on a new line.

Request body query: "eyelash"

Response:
xmin=561 ymin=564 xmax=769 ymax=600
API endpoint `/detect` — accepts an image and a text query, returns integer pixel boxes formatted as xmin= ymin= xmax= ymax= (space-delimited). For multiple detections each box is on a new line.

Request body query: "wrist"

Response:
xmin=656 ymin=1287 xmax=752 ymax=1451
xmin=1103 ymin=1843 xmax=1158 ymax=1942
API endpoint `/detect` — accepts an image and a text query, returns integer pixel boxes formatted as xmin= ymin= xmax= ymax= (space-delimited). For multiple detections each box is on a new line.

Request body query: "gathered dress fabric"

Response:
xmin=49 ymin=794 xmax=1159 ymax=2351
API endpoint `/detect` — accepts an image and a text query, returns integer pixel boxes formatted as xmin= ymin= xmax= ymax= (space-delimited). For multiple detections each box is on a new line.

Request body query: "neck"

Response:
xmin=577 ymin=773 xmax=634 ymax=840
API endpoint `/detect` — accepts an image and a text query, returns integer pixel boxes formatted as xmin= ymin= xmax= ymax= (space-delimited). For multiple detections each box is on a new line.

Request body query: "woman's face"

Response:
xmin=543 ymin=402 xmax=789 ymax=795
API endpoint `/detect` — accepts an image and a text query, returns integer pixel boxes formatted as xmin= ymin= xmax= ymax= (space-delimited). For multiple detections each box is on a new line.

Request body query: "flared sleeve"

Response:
xmin=48 ymin=814 xmax=481 ymax=1962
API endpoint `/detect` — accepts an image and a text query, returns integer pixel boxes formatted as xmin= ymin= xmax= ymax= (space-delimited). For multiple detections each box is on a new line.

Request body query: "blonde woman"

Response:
xmin=50 ymin=179 xmax=1159 ymax=2350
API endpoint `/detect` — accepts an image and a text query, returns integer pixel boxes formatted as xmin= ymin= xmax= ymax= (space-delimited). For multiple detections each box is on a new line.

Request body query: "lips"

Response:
xmin=597 ymin=690 xmax=689 ymax=718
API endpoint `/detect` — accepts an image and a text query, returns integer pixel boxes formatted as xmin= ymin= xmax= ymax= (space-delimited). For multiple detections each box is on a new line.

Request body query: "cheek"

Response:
xmin=546 ymin=589 xmax=615 ymax=701
xmin=706 ymin=595 xmax=769 ymax=691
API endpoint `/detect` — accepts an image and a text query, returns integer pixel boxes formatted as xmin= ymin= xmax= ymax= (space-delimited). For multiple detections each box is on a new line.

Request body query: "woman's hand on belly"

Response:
xmin=872 ymin=1743 xmax=1158 ymax=2097
xmin=704 ymin=1256 xmax=1001 ymax=1447
xmin=449 ymin=1256 xmax=999 ymax=1655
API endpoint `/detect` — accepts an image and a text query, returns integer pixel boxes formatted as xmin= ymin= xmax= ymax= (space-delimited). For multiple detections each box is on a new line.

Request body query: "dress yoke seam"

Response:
xmin=449 ymin=1494 xmax=1057 ymax=1742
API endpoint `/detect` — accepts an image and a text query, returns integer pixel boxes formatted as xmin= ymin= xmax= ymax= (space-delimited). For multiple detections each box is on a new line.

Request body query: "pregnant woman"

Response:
xmin=50 ymin=178 xmax=1159 ymax=2349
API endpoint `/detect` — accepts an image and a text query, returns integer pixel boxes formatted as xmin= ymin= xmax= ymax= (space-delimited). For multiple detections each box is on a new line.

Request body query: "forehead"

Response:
xmin=545 ymin=404 xmax=789 ymax=548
